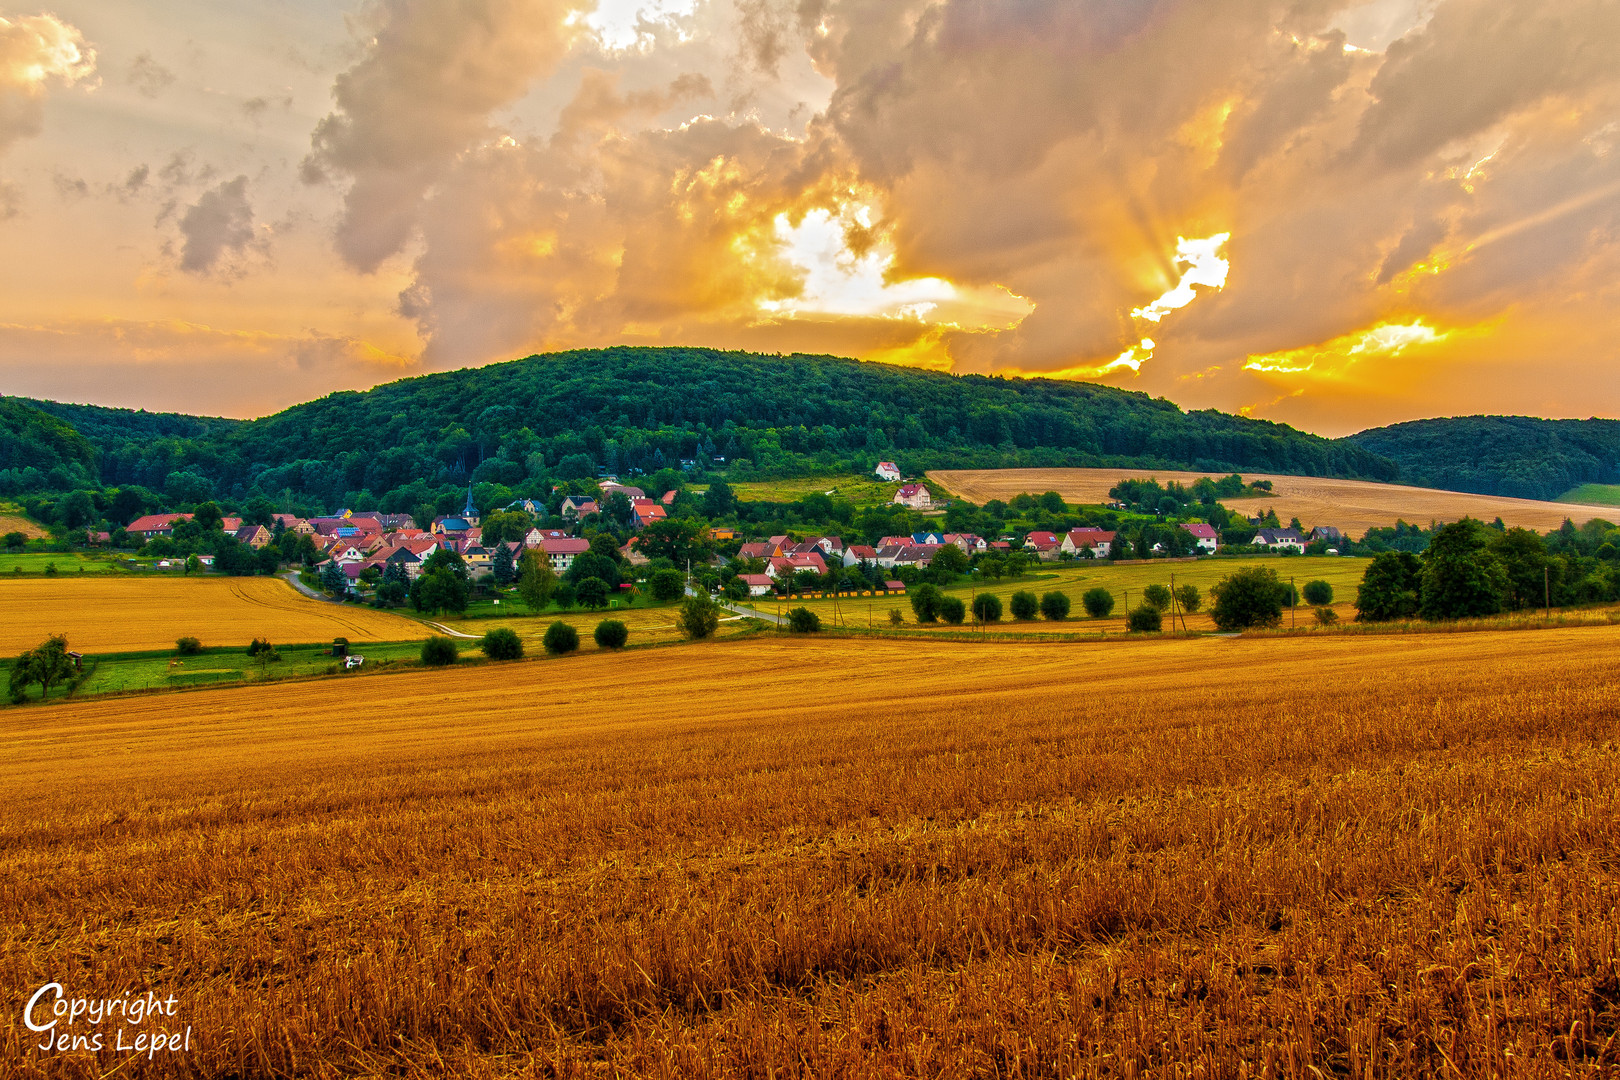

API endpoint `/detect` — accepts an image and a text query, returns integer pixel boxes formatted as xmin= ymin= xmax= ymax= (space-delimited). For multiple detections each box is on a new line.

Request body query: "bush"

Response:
xmin=1126 ymin=605 xmax=1163 ymax=633
xmin=481 ymin=626 xmax=524 ymax=660
xmin=1315 ymin=607 xmax=1339 ymax=626
xmin=1008 ymin=590 xmax=1038 ymax=620
xmin=1174 ymin=584 xmax=1201 ymax=612
xmin=543 ymin=621 xmax=580 ymax=655
xmin=787 ymin=606 xmax=822 ymax=633
xmin=888 ymin=608 xmax=904 ymax=626
xmin=1039 ymin=591 xmax=1070 ymax=620
xmin=1303 ymin=579 xmax=1334 ymax=606
xmin=420 ymin=636 xmax=459 ymax=665
xmin=649 ymin=567 xmax=686 ymax=603
xmin=1081 ymin=587 xmax=1115 ymax=618
xmin=678 ymin=594 xmax=721 ymax=639
xmin=1142 ymin=584 xmax=1172 ymax=610
xmin=1210 ymin=567 xmax=1286 ymax=631
xmin=971 ymin=592 xmax=1002 ymax=622
xmin=594 ymin=619 xmax=629 ymax=649
xmin=175 ymin=636 xmax=202 ymax=656
xmin=939 ymin=596 xmax=966 ymax=624
xmin=909 ymin=582 xmax=943 ymax=623
xmin=246 ymin=637 xmax=271 ymax=656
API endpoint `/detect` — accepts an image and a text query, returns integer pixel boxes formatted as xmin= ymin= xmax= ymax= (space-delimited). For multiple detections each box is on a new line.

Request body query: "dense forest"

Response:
xmin=1347 ymin=416 xmax=1620 ymax=501
xmin=4 ymin=348 xmax=1396 ymax=518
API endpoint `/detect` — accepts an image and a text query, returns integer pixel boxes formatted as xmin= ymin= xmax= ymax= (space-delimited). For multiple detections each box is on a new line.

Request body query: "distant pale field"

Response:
xmin=5 ymin=628 xmax=1620 ymax=1073
xmin=0 ymin=512 xmax=48 ymax=540
xmin=1560 ymin=483 xmax=1620 ymax=507
xmin=929 ymin=467 xmax=1620 ymax=532
xmin=0 ymin=577 xmax=428 ymax=653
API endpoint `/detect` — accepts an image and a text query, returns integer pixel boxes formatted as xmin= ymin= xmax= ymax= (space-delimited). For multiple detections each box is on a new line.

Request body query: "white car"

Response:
xmin=344 ymin=655 xmax=364 ymax=669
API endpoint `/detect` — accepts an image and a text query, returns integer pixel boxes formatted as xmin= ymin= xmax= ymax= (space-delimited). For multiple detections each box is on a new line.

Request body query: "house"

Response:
xmin=883 ymin=580 xmax=906 ymax=592
xmin=560 ymin=496 xmax=599 ymax=520
xmin=874 ymin=462 xmax=902 ymax=482
xmin=127 ymin=513 xmax=192 ymax=540
xmin=1024 ymin=531 xmax=1062 ymax=559
xmin=463 ymin=545 xmax=493 ymax=576
xmin=234 ymin=524 xmax=273 ymax=549
xmin=598 ymin=481 xmax=645 ymax=500
xmin=893 ymin=483 xmax=932 ymax=510
xmin=1179 ymin=522 xmax=1219 ymax=553
xmin=911 ymin=531 xmax=946 ymax=546
xmin=874 ymin=544 xmax=936 ymax=569
xmin=524 ymin=528 xmax=571 ymax=547
xmin=842 ymin=544 xmax=879 ymax=567
xmin=539 ymin=536 xmax=591 ymax=572
xmin=433 ymin=514 xmax=474 ymax=535
xmin=737 ymin=541 xmax=780 ymax=561
xmin=709 ymin=526 xmax=736 ymax=541
xmin=1311 ymin=526 xmax=1344 ymax=544
xmin=766 ymin=552 xmax=827 ymax=579
xmin=505 ymin=498 xmax=545 ymax=515
xmin=1060 ymin=528 xmax=1115 ymax=558
xmin=738 ymin=573 xmax=775 ymax=597
xmin=944 ymin=533 xmax=986 ymax=553
xmin=632 ymin=503 xmax=667 ymax=528
xmin=1254 ymin=528 xmax=1305 ymax=552
xmin=660 ymin=490 xmax=678 ymax=505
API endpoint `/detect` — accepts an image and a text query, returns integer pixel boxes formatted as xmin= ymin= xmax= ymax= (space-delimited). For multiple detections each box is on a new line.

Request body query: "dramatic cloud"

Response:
xmin=0 ymin=12 xmax=94 ymax=154
xmin=178 ymin=175 xmax=257 ymax=274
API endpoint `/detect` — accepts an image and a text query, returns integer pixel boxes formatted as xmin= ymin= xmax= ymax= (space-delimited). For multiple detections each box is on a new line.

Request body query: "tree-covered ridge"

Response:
xmin=0 ymin=398 xmax=99 ymax=492
xmin=6 ymin=348 xmax=1396 ymax=511
xmin=1346 ymin=415 xmax=1620 ymax=501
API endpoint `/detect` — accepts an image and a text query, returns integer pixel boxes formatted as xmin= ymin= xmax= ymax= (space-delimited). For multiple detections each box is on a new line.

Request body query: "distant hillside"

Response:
xmin=6 ymin=347 xmax=1396 ymax=513
xmin=1346 ymin=416 xmax=1620 ymax=502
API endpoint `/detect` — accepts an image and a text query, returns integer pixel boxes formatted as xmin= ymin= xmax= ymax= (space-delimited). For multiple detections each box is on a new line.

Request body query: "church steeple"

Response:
xmin=463 ymin=482 xmax=479 ymax=526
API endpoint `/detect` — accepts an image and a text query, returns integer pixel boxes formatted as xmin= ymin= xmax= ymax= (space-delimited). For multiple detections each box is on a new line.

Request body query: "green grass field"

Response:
xmin=0 ymin=551 xmax=131 ymax=574
xmin=711 ymin=473 xmax=901 ymax=508
xmin=1558 ymin=483 xmax=1620 ymax=507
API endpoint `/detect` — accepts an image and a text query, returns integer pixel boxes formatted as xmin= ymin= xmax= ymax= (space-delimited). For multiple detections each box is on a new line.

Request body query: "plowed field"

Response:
xmin=929 ymin=467 xmax=1620 ymax=531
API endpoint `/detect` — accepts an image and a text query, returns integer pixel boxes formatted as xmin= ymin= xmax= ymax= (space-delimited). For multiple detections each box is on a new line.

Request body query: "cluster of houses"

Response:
xmin=558 ymin=480 xmax=673 ymax=528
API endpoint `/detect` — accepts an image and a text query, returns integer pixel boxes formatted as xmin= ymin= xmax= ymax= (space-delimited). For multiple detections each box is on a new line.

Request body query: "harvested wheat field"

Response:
xmin=0 ymin=576 xmax=428 ymax=653
xmin=930 ymin=467 xmax=1620 ymax=532
xmin=4 ymin=628 xmax=1620 ymax=1077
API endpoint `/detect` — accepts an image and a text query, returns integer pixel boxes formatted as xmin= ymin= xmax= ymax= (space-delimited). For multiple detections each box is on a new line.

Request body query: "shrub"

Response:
xmin=909 ymin=582 xmax=943 ymax=623
xmin=481 ymin=626 xmax=524 ymax=660
xmin=1210 ymin=567 xmax=1285 ymax=631
xmin=175 ymin=636 xmax=203 ymax=656
xmin=1142 ymin=584 xmax=1172 ymax=610
xmin=1008 ymin=590 xmax=1038 ymax=620
xmin=649 ymin=568 xmax=686 ymax=603
xmin=787 ymin=607 xmax=822 ymax=633
xmin=1040 ymin=591 xmax=1070 ymax=620
xmin=594 ymin=619 xmax=629 ymax=649
xmin=678 ymin=594 xmax=721 ymax=639
xmin=1303 ymin=579 xmax=1334 ymax=606
xmin=972 ymin=592 xmax=1002 ymax=622
xmin=888 ymin=608 xmax=904 ymax=626
xmin=543 ymin=621 xmax=580 ymax=655
xmin=1315 ymin=607 xmax=1340 ymax=626
xmin=1174 ymin=584 xmax=1201 ymax=612
xmin=1126 ymin=605 xmax=1163 ymax=633
xmin=44 ymin=562 xmax=58 ymax=576
xmin=939 ymin=596 xmax=966 ymax=624
xmin=1081 ymin=587 xmax=1115 ymax=618
xmin=246 ymin=637 xmax=271 ymax=656
xmin=420 ymin=636 xmax=459 ymax=665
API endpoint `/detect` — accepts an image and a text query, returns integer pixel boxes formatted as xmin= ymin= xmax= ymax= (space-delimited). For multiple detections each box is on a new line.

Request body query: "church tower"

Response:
xmin=462 ymin=483 xmax=480 ymax=527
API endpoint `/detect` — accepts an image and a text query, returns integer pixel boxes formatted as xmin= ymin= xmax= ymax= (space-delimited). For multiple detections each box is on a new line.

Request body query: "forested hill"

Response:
xmin=7 ymin=347 xmax=1395 ymax=512
xmin=1346 ymin=416 xmax=1620 ymax=501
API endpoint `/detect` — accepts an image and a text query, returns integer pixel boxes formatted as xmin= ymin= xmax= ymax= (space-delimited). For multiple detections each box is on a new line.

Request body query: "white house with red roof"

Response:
xmin=1061 ymin=528 xmax=1116 ymax=558
xmin=1179 ymin=522 xmax=1219 ymax=552
xmin=1024 ymin=531 xmax=1062 ymax=558
xmin=539 ymin=536 xmax=591 ymax=571
xmin=842 ymin=544 xmax=879 ymax=567
xmin=126 ymin=513 xmax=192 ymax=540
xmin=893 ymin=483 xmax=932 ymax=509
xmin=738 ymin=573 xmax=775 ymax=596
xmin=874 ymin=462 xmax=901 ymax=482
xmin=766 ymin=552 xmax=827 ymax=578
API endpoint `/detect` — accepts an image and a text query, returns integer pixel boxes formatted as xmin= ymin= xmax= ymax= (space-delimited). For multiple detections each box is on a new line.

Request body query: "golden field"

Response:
xmin=0 ymin=510 xmax=48 ymax=539
xmin=4 ymin=629 xmax=1620 ymax=1076
xmin=929 ymin=467 xmax=1620 ymax=532
xmin=0 ymin=576 xmax=428 ymax=653
xmin=435 ymin=602 xmax=754 ymax=648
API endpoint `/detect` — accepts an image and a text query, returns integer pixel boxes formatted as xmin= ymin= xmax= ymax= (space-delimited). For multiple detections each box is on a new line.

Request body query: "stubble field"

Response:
xmin=929 ymin=467 xmax=1620 ymax=531
xmin=3 ymin=629 xmax=1619 ymax=1076
xmin=0 ymin=576 xmax=428 ymax=653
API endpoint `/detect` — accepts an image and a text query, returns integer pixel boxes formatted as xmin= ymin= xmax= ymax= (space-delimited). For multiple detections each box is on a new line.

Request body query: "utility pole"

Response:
xmin=1545 ymin=565 xmax=1551 ymax=615
xmin=1290 ymin=576 xmax=1296 ymax=629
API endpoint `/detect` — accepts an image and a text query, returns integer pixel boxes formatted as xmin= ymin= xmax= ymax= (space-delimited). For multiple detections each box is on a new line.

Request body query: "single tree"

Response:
xmin=543 ymin=621 xmax=580 ymax=655
xmin=3 ymin=531 xmax=26 ymax=550
xmin=649 ymin=567 xmax=686 ymax=602
xmin=193 ymin=501 xmax=224 ymax=531
xmin=1008 ymin=590 xmax=1039 ymax=620
xmin=1302 ymin=580 xmax=1334 ymax=606
xmin=1315 ymin=607 xmax=1339 ymax=626
xmin=176 ymin=636 xmax=203 ymax=655
xmin=420 ymin=635 xmax=459 ymax=666
xmin=9 ymin=635 xmax=75 ymax=701
xmin=575 ymin=576 xmax=611 ymax=609
xmin=1209 ymin=566 xmax=1285 ymax=631
xmin=787 ymin=606 xmax=822 ymax=633
xmin=1039 ymin=591 xmax=1071 ymax=620
xmin=972 ymin=592 xmax=1002 ymax=622
xmin=491 ymin=543 xmax=516 ymax=585
xmin=1142 ymin=584 xmax=1172 ymax=610
xmin=1355 ymin=551 xmax=1422 ymax=622
xmin=516 ymin=549 xmax=557 ymax=611
xmin=888 ymin=608 xmax=904 ymax=626
xmin=702 ymin=479 xmax=736 ymax=518
xmin=320 ymin=560 xmax=347 ymax=595
xmin=929 ymin=544 xmax=970 ymax=578
xmin=1174 ymin=584 xmax=1201 ymax=613
xmin=1126 ymin=605 xmax=1163 ymax=632
xmin=410 ymin=568 xmax=469 ymax=615
xmin=594 ymin=619 xmax=629 ymax=649
xmin=552 ymin=580 xmax=577 ymax=611
xmin=678 ymin=594 xmax=721 ymax=639
xmin=909 ymin=582 xmax=943 ymax=623
xmin=939 ymin=596 xmax=967 ymax=624
xmin=1081 ymin=587 xmax=1115 ymax=618
xmin=481 ymin=626 xmax=524 ymax=660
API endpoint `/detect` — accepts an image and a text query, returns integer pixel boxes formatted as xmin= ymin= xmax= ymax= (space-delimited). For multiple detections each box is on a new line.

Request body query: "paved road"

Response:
xmin=282 ymin=570 xmax=332 ymax=601
xmin=687 ymin=584 xmax=786 ymax=626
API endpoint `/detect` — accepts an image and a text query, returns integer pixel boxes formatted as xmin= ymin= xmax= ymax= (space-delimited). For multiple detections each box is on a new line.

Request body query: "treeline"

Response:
xmin=7 ymin=347 xmax=1397 ymax=517
xmin=1347 ymin=415 xmax=1620 ymax=501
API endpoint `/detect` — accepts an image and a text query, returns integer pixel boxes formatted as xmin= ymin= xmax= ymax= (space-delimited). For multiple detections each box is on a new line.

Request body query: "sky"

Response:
xmin=0 ymin=0 xmax=1617 ymax=435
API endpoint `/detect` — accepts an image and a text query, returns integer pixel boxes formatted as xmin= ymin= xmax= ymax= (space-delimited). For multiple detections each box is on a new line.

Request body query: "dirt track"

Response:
xmin=928 ymin=467 xmax=1620 ymax=533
